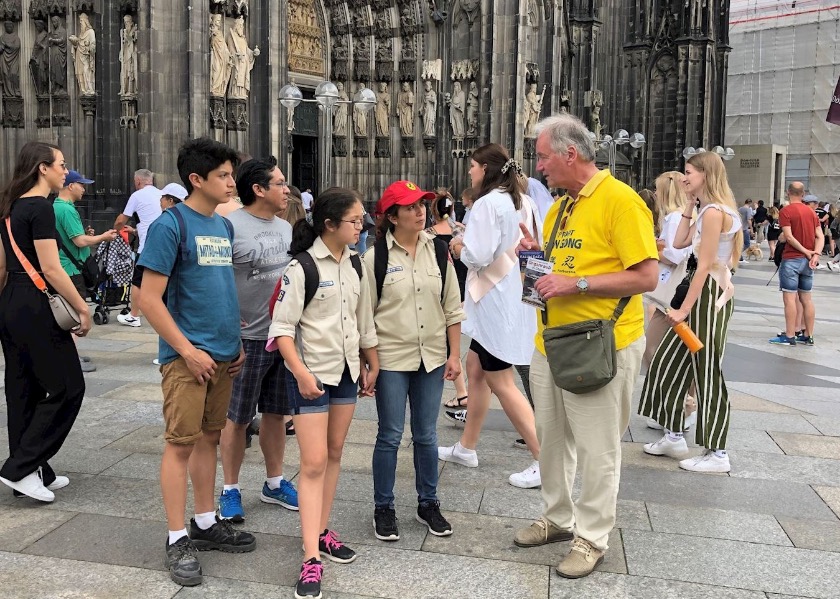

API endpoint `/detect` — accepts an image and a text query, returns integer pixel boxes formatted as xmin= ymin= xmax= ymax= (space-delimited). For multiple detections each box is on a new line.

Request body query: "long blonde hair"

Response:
xmin=654 ymin=171 xmax=686 ymax=216
xmin=686 ymin=151 xmax=743 ymax=268
xmin=281 ymin=194 xmax=306 ymax=226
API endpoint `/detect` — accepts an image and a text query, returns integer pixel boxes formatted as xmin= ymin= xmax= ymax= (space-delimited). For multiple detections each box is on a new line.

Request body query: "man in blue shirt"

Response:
xmin=138 ymin=138 xmax=253 ymax=587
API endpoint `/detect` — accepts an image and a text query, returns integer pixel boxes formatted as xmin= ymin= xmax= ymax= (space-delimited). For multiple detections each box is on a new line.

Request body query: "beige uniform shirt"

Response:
xmin=268 ymin=237 xmax=378 ymax=386
xmin=363 ymin=230 xmax=465 ymax=372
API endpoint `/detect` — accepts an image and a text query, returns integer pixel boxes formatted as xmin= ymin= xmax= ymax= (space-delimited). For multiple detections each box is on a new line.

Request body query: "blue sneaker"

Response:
xmin=260 ymin=479 xmax=299 ymax=511
xmin=218 ymin=488 xmax=245 ymax=523
xmin=769 ymin=334 xmax=796 ymax=346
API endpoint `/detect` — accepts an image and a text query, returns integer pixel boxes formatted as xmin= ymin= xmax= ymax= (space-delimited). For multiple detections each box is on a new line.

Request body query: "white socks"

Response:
xmin=266 ymin=475 xmax=284 ymax=490
xmin=223 ymin=483 xmax=240 ymax=492
xmin=712 ymin=449 xmax=728 ymax=458
xmin=665 ymin=430 xmax=684 ymax=442
xmin=455 ymin=441 xmax=476 ymax=456
xmin=194 ymin=511 xmax=216 ymax=530
xmin=168 ymin=529 xmax=188 ymax=545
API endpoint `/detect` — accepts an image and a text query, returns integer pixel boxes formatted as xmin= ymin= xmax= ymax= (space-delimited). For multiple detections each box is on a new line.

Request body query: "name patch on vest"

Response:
xmin=318 ymin=280 xmax=335 ymax=288
xmin=386 ymin=266 xmax=403 ymax=274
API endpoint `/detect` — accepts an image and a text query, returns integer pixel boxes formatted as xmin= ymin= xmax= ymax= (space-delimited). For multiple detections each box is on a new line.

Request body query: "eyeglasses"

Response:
xmin=341 ymin=214 xmax=367 ymax=228
xmin=559 ymin=198 xmax=579 ymax=230
xmin=266 ymin=181 xmax=289 ymax=189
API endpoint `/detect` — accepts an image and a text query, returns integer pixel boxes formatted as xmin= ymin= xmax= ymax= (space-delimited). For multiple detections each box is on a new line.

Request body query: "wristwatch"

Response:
xmin=576 ymin=277 xmax=589 ymax=294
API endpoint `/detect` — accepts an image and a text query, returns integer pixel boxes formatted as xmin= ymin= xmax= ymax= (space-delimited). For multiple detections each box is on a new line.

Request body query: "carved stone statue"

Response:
xmin=29 ymin=19 xmax=49 ymax=95
xmin=333 ymin=81 xmax=349 ymax=136
xmin=48 ymin=15 xmax=68 ymax=95
xmin=69 ymin=13 xmax=96 ymax=96
xmin=448 ymin=81 xmax=465 ymax=139
xmin=353 ymin=83 xmax=368 ymax=137
xmin=452 ymin=0 xmax=480 ymax=26
xmin=590 ymin=90 xmax=602 ymax=138
xmin=226 ymin=17 xmax=259 ymax=99
xmin=0 ymin=20 xmax=21 ymax=97
xmin=398 ymin=82 xmax=414 ymax=136
xmin=209 ymin=13 xmax=231 ymax=97
xmin=287 ymin=104 xmax=294 ymax=132
xmin=420 ymin=79 xmax=436 ymax=137
xmin=119 ymin=14 xmax=137 ymax=97
xmin=374 ymin=81 xmax=390 ymax=137
xmin=524 ymin=84 xmax=543 ymax=138
xmin=466 ymin=81 xmax=478 ymax=137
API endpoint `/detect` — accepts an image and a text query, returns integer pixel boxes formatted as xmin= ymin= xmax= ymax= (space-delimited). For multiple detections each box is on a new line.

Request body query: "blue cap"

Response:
xmin=804 ymin=194 xmax=819 ymax=204
xmin=65 ymin=170 xmax=94 ymax=186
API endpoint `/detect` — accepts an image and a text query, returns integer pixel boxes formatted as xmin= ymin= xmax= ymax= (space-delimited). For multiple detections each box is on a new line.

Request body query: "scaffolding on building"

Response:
xmin=726 ymin=0 xmax=840 ymax=200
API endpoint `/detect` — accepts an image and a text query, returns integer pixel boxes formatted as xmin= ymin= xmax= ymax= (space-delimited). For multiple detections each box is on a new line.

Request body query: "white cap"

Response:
xmin=161 ymin=183 xmax=188 ymax=200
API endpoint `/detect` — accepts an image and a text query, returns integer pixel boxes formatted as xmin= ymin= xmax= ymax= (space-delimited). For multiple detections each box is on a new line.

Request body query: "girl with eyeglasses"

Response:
xmin=268 ymin=187 xmax=379 ymax=599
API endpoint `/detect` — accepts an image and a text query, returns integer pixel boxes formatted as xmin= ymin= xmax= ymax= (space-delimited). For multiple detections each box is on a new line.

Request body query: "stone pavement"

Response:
xmin=1 ymin=257 xmax=840 ymax=598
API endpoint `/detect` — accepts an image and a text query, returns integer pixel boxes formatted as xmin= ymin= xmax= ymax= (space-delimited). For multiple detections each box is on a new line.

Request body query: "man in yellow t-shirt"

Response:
xmin=513 ymin=114 xmax=658 ymax=579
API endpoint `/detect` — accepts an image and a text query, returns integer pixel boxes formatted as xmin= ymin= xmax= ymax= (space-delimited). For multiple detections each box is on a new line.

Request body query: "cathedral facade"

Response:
xmin=0 ymin=0 xmax=731 ymax=227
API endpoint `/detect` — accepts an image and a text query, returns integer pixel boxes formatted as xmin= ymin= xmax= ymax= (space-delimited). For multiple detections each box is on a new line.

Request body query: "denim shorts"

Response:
xmin=779 ymin=257 xmax=813 ymax=293
xmin=285 ymin=364 xmax=358 ymax=415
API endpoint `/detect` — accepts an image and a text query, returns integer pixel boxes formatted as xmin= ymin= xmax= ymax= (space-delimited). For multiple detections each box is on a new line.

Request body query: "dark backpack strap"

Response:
xmin=169 ymin=204 xmax=190 ymax=260
xmin=541 ymin=197 xmax=572 ymax=326
xmin=432 ymin=236 xmax=449 ymax=302
xmin=221 ymin=215 xmax=234 ymax=240
xmin=294 ymin=251 xmax=320 ymax=309
xmin=374 ymin=236 xmax=388 ymax=302
xmin=57 ymin=238 xmax=84 ymax=270
xmin=350 ymin=253 xmax=363 ymax=280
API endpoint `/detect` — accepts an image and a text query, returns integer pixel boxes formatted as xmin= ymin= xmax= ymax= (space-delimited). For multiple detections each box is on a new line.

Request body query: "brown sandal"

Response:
xmin=444 ymin=395 xmax=468 ymax=409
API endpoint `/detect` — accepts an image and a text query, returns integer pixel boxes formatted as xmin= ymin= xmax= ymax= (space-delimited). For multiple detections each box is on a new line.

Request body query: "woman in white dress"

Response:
xmin=439 ymin=143 xmax=541 ymax=488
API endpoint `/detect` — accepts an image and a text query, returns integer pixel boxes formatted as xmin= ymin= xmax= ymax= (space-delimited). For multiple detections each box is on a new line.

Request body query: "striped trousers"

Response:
xmin=638 ymin=276 xmax=734 ymax=450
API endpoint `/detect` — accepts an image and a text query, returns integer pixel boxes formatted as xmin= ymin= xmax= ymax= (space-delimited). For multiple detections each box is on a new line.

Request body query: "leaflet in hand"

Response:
xmin=522 ymin=257 xmax=553 ymax=309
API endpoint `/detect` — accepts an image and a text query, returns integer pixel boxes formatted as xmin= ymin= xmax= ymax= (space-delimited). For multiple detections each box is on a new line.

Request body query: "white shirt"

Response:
xmin=459 ymin=189 xmax=536 ymax=366
xmin=659 ymin=211 xmax=693 ymax=265
xmin=123 ymin=185 xmax=163 ymax=253
xmin=301 ymin=191 xmax=314 ymax=211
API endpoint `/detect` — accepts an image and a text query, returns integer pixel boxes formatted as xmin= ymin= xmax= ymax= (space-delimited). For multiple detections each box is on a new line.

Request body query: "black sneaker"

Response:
xmin=796 ymin=333 xmax=815 ymax=346
xmin=294 ymin=557 xmax=323 ymax=599
xmin=416 ymin=501 xmax=453 ymax=537
xmin=319 ymin=529 xmax=356 ymax=563
xmin=189 ymin=517 xmax=256 ymax=553
xmin=513 ymin=438 xmax=527 ymax=449
xmin=165 ymin=536 xmax=202 ymax=586
xmin=373 ymin=506 xmax=400 ymax=541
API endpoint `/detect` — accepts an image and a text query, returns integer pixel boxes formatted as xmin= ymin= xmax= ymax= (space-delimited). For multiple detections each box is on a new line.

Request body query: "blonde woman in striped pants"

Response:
xmin=639 ymin=151 xmax=742 ymax=474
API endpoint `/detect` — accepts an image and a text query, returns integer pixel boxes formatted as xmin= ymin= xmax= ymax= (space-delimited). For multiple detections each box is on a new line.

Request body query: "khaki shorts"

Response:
xmin=161 ymin=357 xmax=233 ymax=444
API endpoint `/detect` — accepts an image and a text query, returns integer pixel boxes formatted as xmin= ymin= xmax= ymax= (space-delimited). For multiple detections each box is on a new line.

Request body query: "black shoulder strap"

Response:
xmin=374 ymin=235 xmax=388 ymax=302
xmin=169 ymin=204 xmax=190 ymax=260
xmin=221 ymin=215 xmax=234 ymax=240
xmin=432 ymin=236 xmax=449 ymax=302
xmin=541 ymin=197 xmax=571 ymax=326
xmin=350 ymin=253 xmax=363 ymax=280
xmin=57 ymin=238 xmax=84 ymax=269
xmin=295 ymin=251 xmax=320 ymax=309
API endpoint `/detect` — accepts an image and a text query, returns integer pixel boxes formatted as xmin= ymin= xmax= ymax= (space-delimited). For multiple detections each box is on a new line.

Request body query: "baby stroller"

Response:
xmin=92 ymin=237 xmax=134 ymax=325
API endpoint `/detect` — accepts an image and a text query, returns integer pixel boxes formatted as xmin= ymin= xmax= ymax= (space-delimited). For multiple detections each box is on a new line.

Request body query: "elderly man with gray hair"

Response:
xmin=514 ymin=114 xmax=658 ymax=578
xmin=114 ymin=168 xmax=163 ymax=327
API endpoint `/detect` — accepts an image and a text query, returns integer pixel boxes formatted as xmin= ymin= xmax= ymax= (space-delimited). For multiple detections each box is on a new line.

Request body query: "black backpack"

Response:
xmin=269 ymin=251 xmax=364 ymax=317
xmin=773 ymin=241 xmax=786 ymax=267
xmin=373 ymin=235 xmax=449 ymax=302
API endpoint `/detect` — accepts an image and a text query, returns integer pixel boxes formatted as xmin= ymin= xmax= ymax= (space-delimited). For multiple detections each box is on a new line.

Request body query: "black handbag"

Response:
xmin=59 ymin=239 xmax=100 ymax=289
xmin=670 ymin=253 xmax=697 ymax=310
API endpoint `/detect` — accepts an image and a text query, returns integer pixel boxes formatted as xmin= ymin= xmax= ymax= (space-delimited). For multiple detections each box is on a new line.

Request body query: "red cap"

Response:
xmin=375 ymin=180 xmax=436 ymax=215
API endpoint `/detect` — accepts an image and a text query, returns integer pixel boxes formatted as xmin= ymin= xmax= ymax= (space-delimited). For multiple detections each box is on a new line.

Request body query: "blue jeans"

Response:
xmin=779 ymin=257 xmax=814 ymax=293
xmin=373 ymin=365 xmax=444 ymax=508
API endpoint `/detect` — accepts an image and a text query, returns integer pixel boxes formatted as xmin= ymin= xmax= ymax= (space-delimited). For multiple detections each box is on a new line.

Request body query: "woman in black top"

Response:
xmin=0 ymin=142 xmax=90 ymax=502
xmin=766 ymin=206 xmax=781 ymax=260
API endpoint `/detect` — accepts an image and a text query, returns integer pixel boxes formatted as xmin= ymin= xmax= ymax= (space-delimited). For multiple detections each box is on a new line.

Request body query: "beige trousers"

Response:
xmin=530 ymin=339 xmax=643 ymax=551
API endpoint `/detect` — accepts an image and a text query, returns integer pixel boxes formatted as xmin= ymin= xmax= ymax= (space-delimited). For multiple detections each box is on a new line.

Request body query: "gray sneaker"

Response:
xmin=514 ymin=517 xmax=574 ymax=547
xmin=165 ymin=536 xmax=202 ymax=586
xmin=80 ymin=359 xmax=96 ymax=373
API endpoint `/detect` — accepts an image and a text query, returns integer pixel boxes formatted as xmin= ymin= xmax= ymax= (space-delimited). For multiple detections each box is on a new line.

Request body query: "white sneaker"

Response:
xmin=152 ymin=358 xmax=160 ymax=366
xmin=816 ymin=264 xmax=827 ymax=271
xmin=117 ymin=313 xmax=141 ymax=327
xmin=646 ymin=419 xmax=664 ymax=430
xmin=444 ymin=409 xmax=467 ymax=424
xmin=0 ymin=472 xmax=55 ymax=502
xmin=46 ymin=475 xmax=70 ymax=491
xmin=509 ymin=461 xmax=541 ymax=489
xmin=679 ymin=450 xmax=731 ymax=473
xmin=643 ymin=434 xmax=689 ymax=459
xmin=683 ymin=410 xmax=697 ymax=431
xmin=437 ymin=442 xmax=478 ymax=468
xmin=827 ymin=262 xmax=839 ymax=272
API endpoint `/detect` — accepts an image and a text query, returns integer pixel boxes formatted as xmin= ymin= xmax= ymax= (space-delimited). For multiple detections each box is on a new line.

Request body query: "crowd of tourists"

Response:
xmin=0 ymin=112 xmax=760 ymax=598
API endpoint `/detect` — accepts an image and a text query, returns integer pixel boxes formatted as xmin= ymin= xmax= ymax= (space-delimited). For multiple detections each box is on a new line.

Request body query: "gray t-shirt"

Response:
xmin=227 ymin=209 xmax=292 ymax=340
xmin=738 ymin=205 xmax=752 ymax=231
